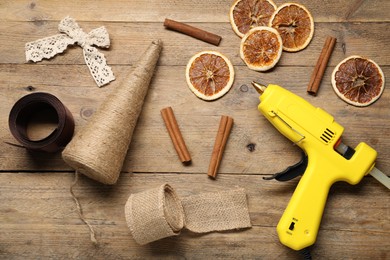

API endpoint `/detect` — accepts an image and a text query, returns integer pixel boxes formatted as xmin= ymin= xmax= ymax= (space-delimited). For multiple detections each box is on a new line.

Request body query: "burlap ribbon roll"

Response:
xmin=125 ymin=184 xmax=252 ymax=245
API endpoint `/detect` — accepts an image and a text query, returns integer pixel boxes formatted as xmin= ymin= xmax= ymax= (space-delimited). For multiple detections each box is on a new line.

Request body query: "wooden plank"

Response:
xmin=1 ymin=0 xmax=389 ymax=258
xmin=0 ymin=173 xmax=388 ymax=259
xmin=1 ymin=21 xmax=389 ymax=66
xmin=0 ymin=0 xmax=389 ymax=23
xmin=1 ymin=65 xmax=389 ymax=174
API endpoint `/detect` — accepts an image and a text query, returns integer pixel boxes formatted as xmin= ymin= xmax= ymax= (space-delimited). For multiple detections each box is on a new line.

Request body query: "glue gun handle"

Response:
xmin=276 ymin=142 xmax=377 ymax=251
xmin=276 ymin=161 xmax=331 ymax=251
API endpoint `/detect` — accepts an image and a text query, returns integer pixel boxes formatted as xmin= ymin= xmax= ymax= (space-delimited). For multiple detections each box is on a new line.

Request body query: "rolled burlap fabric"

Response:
xmin=125 ymin=184 xmax=252 ymax=245
xmin=62 ymin=40 xmax=162 ymax=184
xmin=125 ymin=184 xmax=185 ymax=245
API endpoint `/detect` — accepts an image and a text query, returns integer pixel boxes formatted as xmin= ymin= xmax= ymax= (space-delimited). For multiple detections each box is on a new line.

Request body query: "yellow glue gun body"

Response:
xmin=257 ymin=84 xmax=377 ymax=251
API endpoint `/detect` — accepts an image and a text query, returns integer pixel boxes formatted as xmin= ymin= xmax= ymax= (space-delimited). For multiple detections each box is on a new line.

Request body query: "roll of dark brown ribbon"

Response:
xmin=8 ymin=92 xmax=75 ymax=153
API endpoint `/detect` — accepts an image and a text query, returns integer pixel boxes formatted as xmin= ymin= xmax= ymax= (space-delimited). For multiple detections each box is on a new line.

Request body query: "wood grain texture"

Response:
xmin=0 ymin=0 xmax=389 ymax=259
xmin=1 ymin=65 xmax=389 ymax=173
xmin=1 ymin=22 xmax=389 ymax=66
xmin=0 ymin=173 xmax=389 ymax=259
xmin=0 ymin=0 xmax=389 ymax=22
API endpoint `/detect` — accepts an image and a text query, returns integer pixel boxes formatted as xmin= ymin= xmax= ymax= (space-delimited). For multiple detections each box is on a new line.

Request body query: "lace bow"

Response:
xmin=25 ymin=16 xmax=115 ymax=87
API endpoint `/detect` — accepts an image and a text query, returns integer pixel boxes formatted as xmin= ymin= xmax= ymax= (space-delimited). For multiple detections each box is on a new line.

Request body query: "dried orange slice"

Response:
xmin=269 ymin=3 xmax=314 ymax=52
xmin=186 ymin=51 xmax=235 ymax=101
xmin=331 ymin=56 xmax=385 ymax=107
xmin=240 ymin=26 xmax=282 ymax=71
xmin=229 ymin=0 xmax=277 ymax=38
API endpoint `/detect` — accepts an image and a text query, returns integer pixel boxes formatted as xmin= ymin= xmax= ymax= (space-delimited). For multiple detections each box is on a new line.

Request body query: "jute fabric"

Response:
xmin=125 ymin=184 xmax=252 ymax=245
xmin=62 ymin=40 xmax=162 ymax=184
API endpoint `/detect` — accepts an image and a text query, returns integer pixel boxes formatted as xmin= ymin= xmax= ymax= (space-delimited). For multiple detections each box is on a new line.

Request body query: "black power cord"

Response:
xmin=300 ymin=247 xmax=312 ymax=260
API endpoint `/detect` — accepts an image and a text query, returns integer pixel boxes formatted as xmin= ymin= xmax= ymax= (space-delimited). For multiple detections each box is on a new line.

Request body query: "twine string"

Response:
xmin=62 ymin=40 xmax=162 ymax=185
xmin=70 ymin=171 xmax=98 ymax=245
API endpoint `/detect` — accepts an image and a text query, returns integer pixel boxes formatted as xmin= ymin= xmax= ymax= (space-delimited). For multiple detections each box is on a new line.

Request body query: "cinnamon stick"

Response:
xmin=208 ymin=115 xmax=234 ymax=179
xmin=161 ymin=107 xmax=191 ymax=164
xmin=163 ymin=18 xmax=222 ymax=46
xmin=307 ymin=36 xmax=337 ymax=96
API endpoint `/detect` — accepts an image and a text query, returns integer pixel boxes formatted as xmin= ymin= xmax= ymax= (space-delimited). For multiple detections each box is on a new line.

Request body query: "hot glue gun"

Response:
xmin=251 ymin=82 xmax=390 ymax=255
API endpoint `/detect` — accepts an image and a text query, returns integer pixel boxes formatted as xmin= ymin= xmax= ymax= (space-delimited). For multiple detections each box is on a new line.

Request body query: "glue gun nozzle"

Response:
xmin=251 ymin=81 xmax=267 ymax=95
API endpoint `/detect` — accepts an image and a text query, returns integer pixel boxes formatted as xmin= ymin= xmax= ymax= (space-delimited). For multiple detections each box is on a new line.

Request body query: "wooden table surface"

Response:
xmin=1 ymin=0 xmax=389 ymax=259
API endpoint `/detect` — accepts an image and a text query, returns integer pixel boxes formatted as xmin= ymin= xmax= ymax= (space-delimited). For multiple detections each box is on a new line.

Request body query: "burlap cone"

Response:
xmin=62 ymin=40 xmax=162 ymax=184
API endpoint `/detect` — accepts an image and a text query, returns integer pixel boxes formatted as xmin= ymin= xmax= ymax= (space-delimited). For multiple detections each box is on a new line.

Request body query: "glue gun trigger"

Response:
xmin=263 ymin=151 xmax=308 ymax=181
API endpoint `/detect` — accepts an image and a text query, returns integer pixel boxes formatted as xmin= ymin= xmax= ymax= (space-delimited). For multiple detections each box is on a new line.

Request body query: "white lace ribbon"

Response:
xmin=25 ymin=16 xmax=115 ymax=87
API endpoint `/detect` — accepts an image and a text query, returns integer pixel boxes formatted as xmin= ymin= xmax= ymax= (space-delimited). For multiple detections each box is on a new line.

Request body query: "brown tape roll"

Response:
xmin=8 ymin=92 xmax=75 ymax=153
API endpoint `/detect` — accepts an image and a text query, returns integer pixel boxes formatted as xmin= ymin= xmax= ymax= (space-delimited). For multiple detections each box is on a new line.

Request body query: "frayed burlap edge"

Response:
xmin=124 ymin=184 xmax=251 ymax=245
